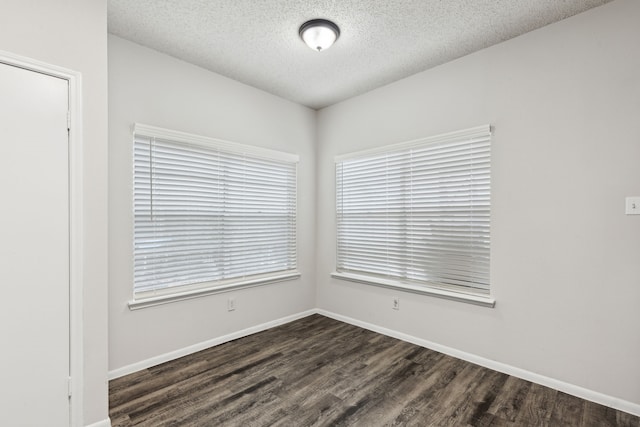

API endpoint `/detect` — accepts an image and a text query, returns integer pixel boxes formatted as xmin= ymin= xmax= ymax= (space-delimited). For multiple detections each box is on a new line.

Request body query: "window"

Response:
xmin=333 ymin=125 xmax=493 ymax=307
xmin=131 ymin=124 xmax=299 ymax=308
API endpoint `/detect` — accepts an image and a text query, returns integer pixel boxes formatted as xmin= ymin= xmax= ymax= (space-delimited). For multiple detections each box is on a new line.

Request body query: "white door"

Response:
xmin=0 ymin=62 xmax=70 ymax=426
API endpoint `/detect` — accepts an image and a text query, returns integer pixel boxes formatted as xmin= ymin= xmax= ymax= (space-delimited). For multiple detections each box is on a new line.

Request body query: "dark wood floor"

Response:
xmin=110 ymin=314 xmax=639 ymax=426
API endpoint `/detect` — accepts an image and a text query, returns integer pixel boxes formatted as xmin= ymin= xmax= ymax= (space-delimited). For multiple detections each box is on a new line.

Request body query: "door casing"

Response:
xmin=0 ymin=49 xmax=84 ymax=427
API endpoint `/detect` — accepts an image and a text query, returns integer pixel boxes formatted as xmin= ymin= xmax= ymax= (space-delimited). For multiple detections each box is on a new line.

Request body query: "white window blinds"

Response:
xmin=335 ymin=125 xmax=491 ymax=297
xmin=133 ymin=124 xmax=298 ymax=297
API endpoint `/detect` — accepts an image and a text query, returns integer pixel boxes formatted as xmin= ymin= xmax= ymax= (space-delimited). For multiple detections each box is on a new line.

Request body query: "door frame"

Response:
xmin=0 ymin=50 xmax=84 ymax=427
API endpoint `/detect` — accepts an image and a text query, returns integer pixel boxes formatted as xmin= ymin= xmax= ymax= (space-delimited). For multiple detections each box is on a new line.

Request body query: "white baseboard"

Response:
xmin=316 ymin=309 xmax=640 ymax=417
xmin=107 ymin=307 xmax=640 ymax=417
xmin=84 ymin=418 xmax=111 ymax=427
xmin=108 ymin=310 xmax=316 ymax=380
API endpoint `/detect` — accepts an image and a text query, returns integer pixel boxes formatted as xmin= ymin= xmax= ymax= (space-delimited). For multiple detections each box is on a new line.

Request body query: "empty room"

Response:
xmin=1 ymin=0 xmax=639 ymax=426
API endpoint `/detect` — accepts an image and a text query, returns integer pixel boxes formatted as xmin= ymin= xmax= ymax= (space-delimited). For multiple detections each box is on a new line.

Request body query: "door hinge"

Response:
xmin=68 ymin=376 xmax=72 ymax=398
xmin=67 ymin=111 xmax=71 ymax=131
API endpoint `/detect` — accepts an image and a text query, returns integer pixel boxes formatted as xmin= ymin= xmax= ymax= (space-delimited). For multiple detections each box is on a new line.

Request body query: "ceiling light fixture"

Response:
xmin=299 ymin=19 xmax=340 ymax=52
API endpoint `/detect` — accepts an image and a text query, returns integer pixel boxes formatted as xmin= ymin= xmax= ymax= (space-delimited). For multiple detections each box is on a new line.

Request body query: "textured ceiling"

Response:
xmin=108 ymin=0 xmax=612 ymax=110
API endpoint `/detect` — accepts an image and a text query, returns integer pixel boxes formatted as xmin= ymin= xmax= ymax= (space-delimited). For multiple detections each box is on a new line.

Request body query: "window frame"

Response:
xmin=332 ymin=125 xmax=495 ymax=308
xmin=129 ymin=123 xmax=300 ymax=310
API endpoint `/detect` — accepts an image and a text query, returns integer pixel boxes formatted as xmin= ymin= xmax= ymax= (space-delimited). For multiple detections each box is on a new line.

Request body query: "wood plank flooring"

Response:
xmin=109 ymin=314 xmax=639 ymax=426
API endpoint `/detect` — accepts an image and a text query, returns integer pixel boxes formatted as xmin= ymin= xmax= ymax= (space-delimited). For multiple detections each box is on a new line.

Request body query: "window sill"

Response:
xmin=331 ymin=272 xmax=495 ymax=308
xmin=129 ymin=272 xmax=301 ymax=310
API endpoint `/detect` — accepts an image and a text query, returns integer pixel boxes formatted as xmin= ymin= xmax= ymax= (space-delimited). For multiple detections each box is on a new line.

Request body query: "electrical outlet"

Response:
xmin=227 ymin=297 xmax=236 ymax=311
xmin=392 ymin=297 xmax=400 ymax=310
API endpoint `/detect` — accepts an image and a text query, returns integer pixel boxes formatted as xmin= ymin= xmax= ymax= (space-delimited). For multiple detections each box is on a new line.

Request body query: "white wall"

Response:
xmin=317 ymin=0 xmax=640 ymax=407
xmin=108 ymin=36 xmax=317 ymax=372
xmin=0 ymin=1 xmax=109 ymax=425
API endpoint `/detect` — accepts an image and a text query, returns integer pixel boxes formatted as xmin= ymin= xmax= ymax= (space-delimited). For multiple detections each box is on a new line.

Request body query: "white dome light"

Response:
xmin=299 ymin=19 xmax=340 ymax=52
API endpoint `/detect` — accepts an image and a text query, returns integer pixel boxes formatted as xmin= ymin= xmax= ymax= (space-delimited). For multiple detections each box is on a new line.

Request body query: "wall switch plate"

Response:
xmin=392 ymin=297 xmax=400 ymax=310
xmin=227 ymin=297 xmax=236 ymax=311
xmin=626 ymin=197 xmax=640 ymax=215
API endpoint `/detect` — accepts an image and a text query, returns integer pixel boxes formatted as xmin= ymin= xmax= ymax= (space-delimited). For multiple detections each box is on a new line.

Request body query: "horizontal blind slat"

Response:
xmin=336 ymin=126 xmax=491 ymax=294
xmin=133 ymin=128 xmax=298 ymax=294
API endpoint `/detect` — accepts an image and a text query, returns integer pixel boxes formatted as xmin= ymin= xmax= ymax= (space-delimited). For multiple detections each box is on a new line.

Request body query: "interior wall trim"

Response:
xmin=316 ymin=309 xmax=640 ymax=418
xmin=108 ymin=309 xmax=317 ymax=380
xmin=84 ymin=418 xmax=111 ymax=427
xmin=0 ymin=49 xmax=85 ymax=427
xmin=108 ymin=307 xmax=640 ymax=417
